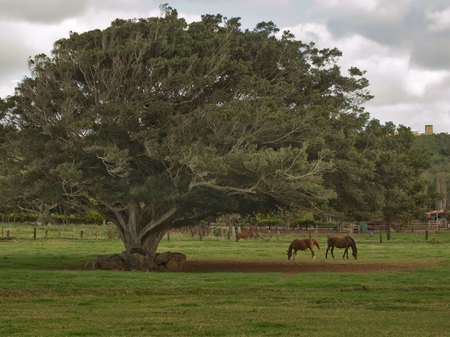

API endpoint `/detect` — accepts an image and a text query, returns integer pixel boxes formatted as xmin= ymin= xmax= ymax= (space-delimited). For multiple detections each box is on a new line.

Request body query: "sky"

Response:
xmin=1 ymin=0 xmax=450 ymax=134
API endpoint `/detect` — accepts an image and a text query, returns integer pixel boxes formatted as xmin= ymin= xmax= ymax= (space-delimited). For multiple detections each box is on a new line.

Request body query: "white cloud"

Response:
xmin=314 ymin=0 xmax=379 ymax=12
xmin=404 ymin=68 xmax=450 ymax=97
xmin=313 ymin=0 xmax=409 ymax=17
xmin=0 ymin=0 xmax=103 ymax=23
xmin=284 ymin=20 xmax=450 ymax=133
xmin=284 ymin=22 xmax=332 ymax=46
xmin=426 ymin=7 xmax=450 ymax=32
xmin=0 ymin=78 xmax=21 ymax=98
xmin=286 ymin=22 xmax=408 ymax=103
xmin=368 ymin=101 xmax=450 ymax=134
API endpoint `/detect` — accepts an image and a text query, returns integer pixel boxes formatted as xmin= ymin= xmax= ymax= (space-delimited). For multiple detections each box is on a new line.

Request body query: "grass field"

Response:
xmin=1 ymin=224 xmax=449 ymax=336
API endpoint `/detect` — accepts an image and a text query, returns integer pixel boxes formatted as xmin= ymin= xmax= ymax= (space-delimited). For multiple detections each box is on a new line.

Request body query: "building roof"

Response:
xmin=426 ymin=210 xmax=445 ymax=215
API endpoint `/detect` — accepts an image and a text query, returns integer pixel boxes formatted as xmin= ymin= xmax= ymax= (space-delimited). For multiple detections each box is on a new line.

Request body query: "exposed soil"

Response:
xmin=0 ymin=237 xmax=17 ymax=242
xmin=43 ymin=258 xmax=437 ymax=273
xmin=182 ymin=260 xmax=435 ymax=274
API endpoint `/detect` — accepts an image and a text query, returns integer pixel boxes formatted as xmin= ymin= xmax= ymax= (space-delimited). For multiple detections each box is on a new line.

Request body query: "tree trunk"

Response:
xmin=108 ymin=205 xmax=177 ymax=259
xmin=142 ymin=228 xmax=168 ymax=257
xmin=118 ymin=223 xmax=167 ymax=259
xmin=87 ymin=204 xmax=179 ymax=270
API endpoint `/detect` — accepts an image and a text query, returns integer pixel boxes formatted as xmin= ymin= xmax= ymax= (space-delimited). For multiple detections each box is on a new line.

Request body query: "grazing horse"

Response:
xmin=237 ymin=231 xmax=254 ymax=241
xmin=326 ymin=236 xmax=358 ymax=260
xmin=287 ymin=238 xmax=322 ymax=261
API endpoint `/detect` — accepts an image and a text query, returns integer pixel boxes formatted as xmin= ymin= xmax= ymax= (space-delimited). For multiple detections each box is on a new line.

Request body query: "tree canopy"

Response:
xmin=0 ymin=7 xmax=430 ymax=260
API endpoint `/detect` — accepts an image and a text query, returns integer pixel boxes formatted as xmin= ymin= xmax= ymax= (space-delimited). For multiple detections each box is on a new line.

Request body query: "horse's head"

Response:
xmin=349 ymin=237 xmax=358 ymax=259
xmin=287 ymin=249 xmax=292 ymax=260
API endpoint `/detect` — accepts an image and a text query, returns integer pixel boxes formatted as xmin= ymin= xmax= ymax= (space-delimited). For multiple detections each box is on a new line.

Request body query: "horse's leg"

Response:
xmin=331 ymin=246 xmax=335 ymax=259
xmin=293 ymin=249 xmax=297 ymax=260
xmin=310 ymin=248 xmax=316 ymax=261
xmin=326 ymin=246 xmax=330 ymax=258
xmin=343 ymin=247 xmax=348 ymax=259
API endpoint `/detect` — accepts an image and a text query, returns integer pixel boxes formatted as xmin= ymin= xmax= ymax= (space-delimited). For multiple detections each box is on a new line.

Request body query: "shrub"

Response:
xmin=213 ymin=226 xmax=226 ymax=237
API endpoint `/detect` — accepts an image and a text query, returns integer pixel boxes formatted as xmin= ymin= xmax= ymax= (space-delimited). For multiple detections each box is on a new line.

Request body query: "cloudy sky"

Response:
xmin=1 ymin=0 xmax=450 ymax=133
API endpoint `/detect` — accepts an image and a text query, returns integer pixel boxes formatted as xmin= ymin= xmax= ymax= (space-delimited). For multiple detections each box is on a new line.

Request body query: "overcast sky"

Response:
xmin=1 ymin=0 xmax=449 ymax=133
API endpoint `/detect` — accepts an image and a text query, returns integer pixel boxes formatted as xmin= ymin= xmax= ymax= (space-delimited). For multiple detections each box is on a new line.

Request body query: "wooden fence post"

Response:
xmin=58 ymin=228 xmax=61 ymax=239
xmin=379 ymin=232 xmax=382 ymax=243
xmin=425 ymin=230 xmax=428 ymax=240
xmin=276 ymin=231 xmax=280 ymax=241
xmin=33 ymin=227 xmax=37 ymax=240
xmin=6 ymin=230 xmax=10 ymax=238
xmin=80 ymin=230 xmax=84 ymax=239
xmin=167 ymin=231 xmax=170 ymax=241
xmin=44 ymin=229 xmax=48 ymax=238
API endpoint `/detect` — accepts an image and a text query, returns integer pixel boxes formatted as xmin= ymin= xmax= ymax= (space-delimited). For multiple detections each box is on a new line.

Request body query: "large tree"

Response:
xmin=0 ymin=7 xmax=371 ymax=259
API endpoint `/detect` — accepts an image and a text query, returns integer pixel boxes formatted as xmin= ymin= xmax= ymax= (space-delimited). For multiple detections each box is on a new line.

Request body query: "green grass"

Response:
xmin=1 ymin=225 xmax=449 ymax=336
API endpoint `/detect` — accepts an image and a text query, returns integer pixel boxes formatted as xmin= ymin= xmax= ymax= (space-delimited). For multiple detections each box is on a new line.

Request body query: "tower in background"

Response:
xmin=425 ymin=125 xmax=433 ymax=135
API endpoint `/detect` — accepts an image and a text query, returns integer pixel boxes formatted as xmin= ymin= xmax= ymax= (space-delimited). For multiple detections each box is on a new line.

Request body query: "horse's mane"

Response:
xmin=348 ymin=236 xmax=357 ymax=252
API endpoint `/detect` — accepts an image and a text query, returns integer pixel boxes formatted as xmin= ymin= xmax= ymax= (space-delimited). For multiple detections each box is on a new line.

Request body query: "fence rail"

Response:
xmin=0 ymin=220 xmax=447 ymax=242
xmin=0 ymin=223 xmax=118 ymax=240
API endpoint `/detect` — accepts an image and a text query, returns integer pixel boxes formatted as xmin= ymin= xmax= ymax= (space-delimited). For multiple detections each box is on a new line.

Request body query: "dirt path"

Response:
xmin=183 ymin=260 xmax=434 ymax=273
xmin=47 ymin=259 xmax=436 ymax=273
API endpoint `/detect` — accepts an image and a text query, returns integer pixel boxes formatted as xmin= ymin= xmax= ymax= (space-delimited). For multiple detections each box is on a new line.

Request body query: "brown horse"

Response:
xmin=237 ymin=231 xmax=254 ymax=241
xmin=287 ymin=238 xmax=322 ymax=261
xmin=326 ymin=236 xmax=358 ymax=260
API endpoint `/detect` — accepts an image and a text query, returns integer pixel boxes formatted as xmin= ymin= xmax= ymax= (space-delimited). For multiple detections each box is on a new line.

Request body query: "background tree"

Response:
xmin=324 ymin=120 xmax=431 ymax=224
xmin=0 ymin=7 xmax=372 ymax=261
xmin=413 ymin=133 xmax=450 ymax=211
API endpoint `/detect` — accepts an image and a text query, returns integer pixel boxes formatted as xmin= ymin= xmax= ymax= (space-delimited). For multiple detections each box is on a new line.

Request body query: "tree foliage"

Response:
xmin=324 ymin=121 xmax=431 ymax=224
xmin=413 ymin=133 xmax=450 ymax=211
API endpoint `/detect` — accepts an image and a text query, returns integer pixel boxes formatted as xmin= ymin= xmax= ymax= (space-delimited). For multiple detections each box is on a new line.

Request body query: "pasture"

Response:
xmin=1 ymin=224 xmax=449 ymax=336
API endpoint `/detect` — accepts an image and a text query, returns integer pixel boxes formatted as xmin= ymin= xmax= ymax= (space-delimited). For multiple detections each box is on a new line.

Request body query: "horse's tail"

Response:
xmin=314 ymin=239 xmax=322 ymax=252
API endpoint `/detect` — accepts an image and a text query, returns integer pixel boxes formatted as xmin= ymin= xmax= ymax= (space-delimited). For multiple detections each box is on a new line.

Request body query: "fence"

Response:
xmin=1 ymin=220 xmax=447 ymax=242
xmin=355 ymin=220 xmax=449 ymax=234
xmin=0 ymin=223 xmax=118 ymax=240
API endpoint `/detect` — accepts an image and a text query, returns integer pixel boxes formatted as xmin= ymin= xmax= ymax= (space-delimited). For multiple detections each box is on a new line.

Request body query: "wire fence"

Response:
xmin=0 ymin=223 xmax=118 ymax=241
xmin=1 ymin=221 xmax=447 ymax=242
